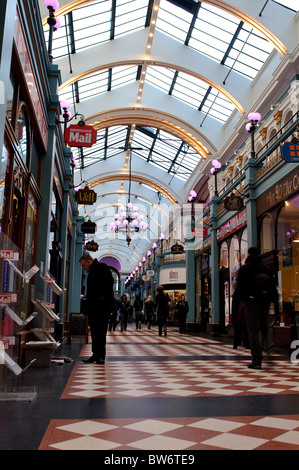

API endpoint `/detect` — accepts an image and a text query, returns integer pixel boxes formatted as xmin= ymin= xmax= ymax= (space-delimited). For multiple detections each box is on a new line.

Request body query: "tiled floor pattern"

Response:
xmin=39 ymin=325 xmax=299 ymax=450
xmin=39 ymin=415 xmax=299 ymax=450
xmin=61 ymin=360 xmax=299 ymax=399
xmin=87 ymin=328 xmax=252 ymax=357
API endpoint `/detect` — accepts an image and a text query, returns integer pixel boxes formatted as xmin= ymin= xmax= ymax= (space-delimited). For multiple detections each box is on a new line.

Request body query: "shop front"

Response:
xmin=217 ymin=209 xmax=248 ymax=329
xmin=159 ymin=266 xmax=186 ymax=322
xmin=256 ymin=166 xmax=299 ymax=346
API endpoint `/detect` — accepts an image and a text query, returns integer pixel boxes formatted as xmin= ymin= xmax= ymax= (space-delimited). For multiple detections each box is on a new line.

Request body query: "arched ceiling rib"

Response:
xmin=39 ymin=0 xmax=297 ymax=274
xmin=58 ymin=55 xmax=246 ymax=115
xmin=87 ymin=176 xmax=177 ymax=205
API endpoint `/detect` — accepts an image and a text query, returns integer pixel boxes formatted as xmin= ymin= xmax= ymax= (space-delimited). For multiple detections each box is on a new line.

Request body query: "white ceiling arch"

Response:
xmin=39 ymin=0 xmax=298 ymax=274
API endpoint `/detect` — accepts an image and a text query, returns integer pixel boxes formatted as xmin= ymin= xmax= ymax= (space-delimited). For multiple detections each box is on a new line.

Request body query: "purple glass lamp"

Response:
xmin=44 ymin=0 xmax=60 ymax=63
xmin=210 ymin=159 xmax=222 ymax=196
xmin=246 ymin=112 xmax=261 ymax=158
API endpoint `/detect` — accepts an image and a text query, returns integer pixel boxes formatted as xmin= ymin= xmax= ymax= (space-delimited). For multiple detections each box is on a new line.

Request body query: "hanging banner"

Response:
xmin=75 ymin=187 xmax=97 ymax=205
xmin=64 ymin=124 xmax=97 ymax=148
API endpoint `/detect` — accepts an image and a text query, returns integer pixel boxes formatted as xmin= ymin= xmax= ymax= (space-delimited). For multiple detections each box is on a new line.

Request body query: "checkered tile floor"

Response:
xmin=38 ymin=325 xmax=299 ymax=450
xmin=61 ymin=360 xmax=299 ymax=399
xmin=39 ymin=416 xmax=299 ymax=450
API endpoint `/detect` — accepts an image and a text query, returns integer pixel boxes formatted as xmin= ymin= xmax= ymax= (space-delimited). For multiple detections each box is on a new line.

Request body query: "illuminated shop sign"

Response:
xmin=217 ymin=209 xmax=247 ymax=241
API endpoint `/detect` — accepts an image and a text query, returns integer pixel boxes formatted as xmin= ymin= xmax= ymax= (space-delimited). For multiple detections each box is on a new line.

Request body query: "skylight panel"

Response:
xmin=72 ymin=1 xmax=111 ymax=50
xmin=115 ymin=0 xmax=149 ymax=37
xmin=112 ymin=65 xmax=138 ymax=89
xmin=146 ymin=66 xmax=174 ymax=92
xmin=273 ymin=0 xmax=299 ymax=11
xmin=156 ymin=1 xmax=192 ymax=42
xmin=157 ymin=0 xmax=274 ymax=81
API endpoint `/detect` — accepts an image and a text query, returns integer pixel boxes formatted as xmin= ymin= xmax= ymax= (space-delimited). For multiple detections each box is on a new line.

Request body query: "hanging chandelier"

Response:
xmin=110 ymin=203 xmax=148 ymax=234
xmin=110 ymin=147 xmax=148 ymax=245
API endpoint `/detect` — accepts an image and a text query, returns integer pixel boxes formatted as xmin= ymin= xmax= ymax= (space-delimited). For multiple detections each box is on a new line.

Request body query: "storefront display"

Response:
xmin=217 ymin=212 xmax=248 ymax=326
xmin=277 ymin=193 xmax=299 ymax=325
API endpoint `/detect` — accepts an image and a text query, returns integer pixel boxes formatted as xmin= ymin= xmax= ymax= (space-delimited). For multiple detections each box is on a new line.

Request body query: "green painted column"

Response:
xmin=210 ymin=196 xmax=220 ymax=325
xmin=243 ymin=157 xmax=258 ymax=248
xmin=34 ymin=65 xmax=61 ymax=324
xmin=156 ymin=254 xmax=161 ymax=288
xmin=58 ymin=148 xmax=73 ymax=315
xmin=186 ymin=247 xmax=195 ymax=323
xmin=68 ymin=214 xmax=84 ymax=314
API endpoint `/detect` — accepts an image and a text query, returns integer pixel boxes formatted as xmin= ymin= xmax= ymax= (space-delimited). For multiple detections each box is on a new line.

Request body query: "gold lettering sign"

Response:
xmin=257 ymin=167 xmax=299 ymax=216
xmin=75 ymin=187 xmax=97 ymax=205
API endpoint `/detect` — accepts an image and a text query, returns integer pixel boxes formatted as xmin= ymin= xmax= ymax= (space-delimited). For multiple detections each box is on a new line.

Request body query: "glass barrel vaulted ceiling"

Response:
xmin=40 ymin=0 xmax=299 ymax=273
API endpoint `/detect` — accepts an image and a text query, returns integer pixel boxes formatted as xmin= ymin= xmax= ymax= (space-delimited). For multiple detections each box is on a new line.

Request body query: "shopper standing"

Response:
xmin=155 ymin=285 xmax=170 ymax=336
xmin=234 ymin=247 xmax=278 ymax=369
xmin=176 ymin=294 xmax=189 ymax=334
xmin=134 ymin=294 xmax=144 ymax=329
xmin=145 ymin=295 xmax=154 ymax=329
xmin=79 ymin=254 xmax=114 ymax=364
xmin=118 ymin=294 xmax=129 ymax=331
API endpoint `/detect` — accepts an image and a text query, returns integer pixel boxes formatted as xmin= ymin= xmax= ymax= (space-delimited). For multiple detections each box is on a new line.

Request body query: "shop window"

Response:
xmin=30 ymin=139 xmax=40 ymax=183
xmin=219 ymin=241 xmax=228 ymax=269
xmin=230 ymin=236 xmax=240 ymax=288
xmin=6 ymin=73 xmax=16 ymax=123
xmin=49 ymin=186 xmax=63 ymax=282
xmin=260 ymin=214 xmax=274 ymax=253
xmin=219 ymin=241 xmax=229 ymax=325
xmin=15 ymin=104 xmax=29 ymax=165
xmin=277 ymin=195 xmax=299 ymax=325
xmin=229 ymin=236 xmax=240 ymax=324
xmin=240 ymin=229 xmax=248 ymax=264
xmin=0 ymin=143 xmax=10 ymax=230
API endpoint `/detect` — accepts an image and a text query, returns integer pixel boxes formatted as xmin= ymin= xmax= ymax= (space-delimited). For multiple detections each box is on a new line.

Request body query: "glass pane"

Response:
xmin=260 ymin=214 xmax=274 ymax=253
xmin=16 ymin=106 xmax=28 ymax=164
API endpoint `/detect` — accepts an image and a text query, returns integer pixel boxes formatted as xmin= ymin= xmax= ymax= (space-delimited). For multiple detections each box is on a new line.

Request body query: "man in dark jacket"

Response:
xmin=234 ymin=247 xmax=278 ymax=369
xmin=79 ymin=254 xmax=114 ymax=364
xmin=154 ymin=285 xmax=170 ymax=337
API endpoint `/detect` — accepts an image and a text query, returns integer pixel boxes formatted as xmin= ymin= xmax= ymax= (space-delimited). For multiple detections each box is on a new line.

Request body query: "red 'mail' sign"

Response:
xmin=64 ymin=124 xmax=97 ymax=148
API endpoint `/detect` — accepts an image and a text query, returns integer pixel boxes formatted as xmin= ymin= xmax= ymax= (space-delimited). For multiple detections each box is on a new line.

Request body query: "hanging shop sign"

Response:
xmin=281 ymin=142 xmax=299 ymax=163
xmin=224 ymin=193 xmax=244 ymax=211
xmin=75 ymin=187 xmax=97 ymax=205
xmin=85 ymin=240 xmax=98 ymax=252
xmin=171 ymin=243 xmax=184 ymax=254
xmin=64 ymin=124 xmax=97 ymax=148
xmin=81 ymin=220 xmax=96 ymax=234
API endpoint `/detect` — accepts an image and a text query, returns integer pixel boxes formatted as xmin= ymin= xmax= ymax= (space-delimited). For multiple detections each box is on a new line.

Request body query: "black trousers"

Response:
xmin=245 ymin=303 xmax=268 ymax=366
xmin=88 ymin=314 xmax=109 ymax=360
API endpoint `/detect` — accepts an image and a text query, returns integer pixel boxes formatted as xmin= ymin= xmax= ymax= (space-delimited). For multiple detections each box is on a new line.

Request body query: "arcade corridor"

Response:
xmin=1 ymin=324 xmax=299 ymax=451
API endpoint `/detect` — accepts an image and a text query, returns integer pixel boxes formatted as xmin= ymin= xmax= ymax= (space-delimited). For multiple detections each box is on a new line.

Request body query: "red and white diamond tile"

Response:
xmin=61 ymin=360 xmax=299 ymax=399
xmin=38 ymin=325 xmax=299 ymax=451
xmin=39 ymin=415 xmax=299 ymax=450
